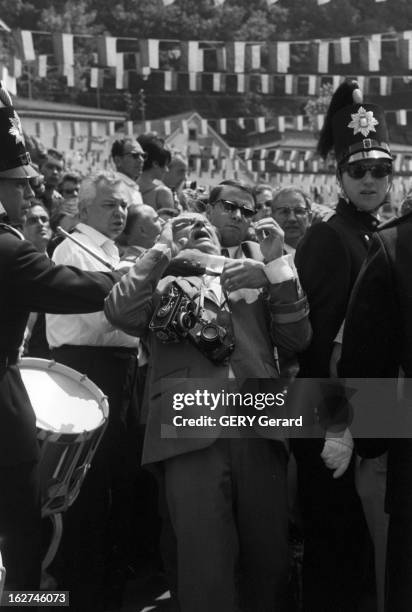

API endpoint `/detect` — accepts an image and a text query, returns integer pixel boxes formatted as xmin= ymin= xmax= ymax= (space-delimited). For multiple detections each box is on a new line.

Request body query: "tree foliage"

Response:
xmin=3 ymin=0 xmax=412 ymax=138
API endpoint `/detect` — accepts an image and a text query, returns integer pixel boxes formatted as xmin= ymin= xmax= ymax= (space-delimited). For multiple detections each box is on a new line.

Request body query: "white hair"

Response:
xmin=78 ymin=170 xmax=122 ymax=211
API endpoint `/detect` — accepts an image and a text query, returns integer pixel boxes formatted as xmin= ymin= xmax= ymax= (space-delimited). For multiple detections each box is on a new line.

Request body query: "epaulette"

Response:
xmin=377 ymin=210 xmax=412 ymax=231
xmin=0 ymin=222 xmax=24 ymax=239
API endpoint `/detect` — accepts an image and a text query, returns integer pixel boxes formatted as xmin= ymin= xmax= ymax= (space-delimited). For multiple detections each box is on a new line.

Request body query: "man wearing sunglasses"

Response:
xmin=293 ymin=80 xmax=393 ymax=612
xmin=111 ymin=138 xmax=146 ymax=206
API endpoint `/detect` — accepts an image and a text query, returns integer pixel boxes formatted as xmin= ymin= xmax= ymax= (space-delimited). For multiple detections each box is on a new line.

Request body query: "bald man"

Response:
xmin=117 ymin=204 xmax=165 ymax=263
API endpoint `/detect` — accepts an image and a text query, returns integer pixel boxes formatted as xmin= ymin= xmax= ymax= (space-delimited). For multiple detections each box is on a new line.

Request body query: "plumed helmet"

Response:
xmin=0 ymin=81 xmax=39 ymax=179
xmin=317 ymin=79 xmax=392 ymax=165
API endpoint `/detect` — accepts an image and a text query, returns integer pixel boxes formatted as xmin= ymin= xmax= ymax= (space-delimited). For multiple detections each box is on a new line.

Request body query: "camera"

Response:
xmin=190 ymin=320 xmax=235 ymax=365
xmin=149 ymin=282 xmax=197 ymax=342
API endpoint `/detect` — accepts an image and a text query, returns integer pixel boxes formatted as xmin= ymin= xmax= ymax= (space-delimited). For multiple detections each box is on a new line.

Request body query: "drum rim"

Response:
xmin=19 ymin=356 xmax=109 ymax=420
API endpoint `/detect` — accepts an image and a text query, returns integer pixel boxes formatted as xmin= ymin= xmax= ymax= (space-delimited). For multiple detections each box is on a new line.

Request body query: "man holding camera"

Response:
xmin=105 ymin=204 xmax=310 ymax=612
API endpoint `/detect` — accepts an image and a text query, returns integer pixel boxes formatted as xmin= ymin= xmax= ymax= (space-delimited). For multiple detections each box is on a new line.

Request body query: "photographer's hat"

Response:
xmin=0 ymin=81 xmax=38 ymax=179
xmin=317 ymin=79 xmax=392 ymax=165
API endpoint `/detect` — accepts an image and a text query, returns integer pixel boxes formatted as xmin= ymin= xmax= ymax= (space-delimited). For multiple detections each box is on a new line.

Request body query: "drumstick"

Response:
xmin=56 ymin=226 xmax=116 ymax=271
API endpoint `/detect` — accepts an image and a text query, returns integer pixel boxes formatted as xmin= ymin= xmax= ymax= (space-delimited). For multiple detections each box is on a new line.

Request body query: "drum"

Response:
xmin=19 ymin=357 xmax=109 ymax=517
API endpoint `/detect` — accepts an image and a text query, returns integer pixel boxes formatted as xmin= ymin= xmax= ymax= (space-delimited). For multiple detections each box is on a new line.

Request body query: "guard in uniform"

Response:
xmin=339 ymin=209 xmax=412 ymax=611
xmin=293 ymin=79 xmax=393 ymax=611
xmin=0 ymin=83 xmax=119 ymax=594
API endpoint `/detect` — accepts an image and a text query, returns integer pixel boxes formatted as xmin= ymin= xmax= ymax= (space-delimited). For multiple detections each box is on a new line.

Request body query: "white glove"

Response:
xmin=321 ymin=428 xmax=354 ymax=479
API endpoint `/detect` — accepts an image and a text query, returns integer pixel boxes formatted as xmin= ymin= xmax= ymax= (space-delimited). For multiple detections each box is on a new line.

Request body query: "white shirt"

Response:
xmin=46 ymin=223 xmax=139 ymax=349
xmin=114 ymin=171 xmax=143 ymax=206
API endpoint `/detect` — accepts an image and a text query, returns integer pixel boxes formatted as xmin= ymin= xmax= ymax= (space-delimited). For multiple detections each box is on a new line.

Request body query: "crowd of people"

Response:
xmin=2 ymin=77 xmax=412 ymax=612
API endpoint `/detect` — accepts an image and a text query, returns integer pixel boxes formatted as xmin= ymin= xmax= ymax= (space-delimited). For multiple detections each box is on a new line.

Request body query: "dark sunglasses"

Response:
xmin=343 ymin=162 xmax=392 ymax=180
xmin=214 ymin=199 xmax=255 ymax=218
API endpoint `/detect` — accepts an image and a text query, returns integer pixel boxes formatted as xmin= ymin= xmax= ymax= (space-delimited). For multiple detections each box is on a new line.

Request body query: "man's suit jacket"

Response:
xmin=104 ymin=245 xmax=311 ymax=464
xmin=339 ymin=213 xmax=412 ymax=517
xmin=0 ymin=224 xmax=117 ymax=467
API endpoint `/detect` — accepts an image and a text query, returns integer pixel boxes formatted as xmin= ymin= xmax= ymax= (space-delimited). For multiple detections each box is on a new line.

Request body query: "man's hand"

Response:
xmin=252 ymin=217 xmax=285 ymax=262
xmin=321 ymin=428 xmax=354 ymax=479
xmin=221 ymin=258 xmax=268 ymax=291
xmin=156 ymin=218 xmax=182 ymax=256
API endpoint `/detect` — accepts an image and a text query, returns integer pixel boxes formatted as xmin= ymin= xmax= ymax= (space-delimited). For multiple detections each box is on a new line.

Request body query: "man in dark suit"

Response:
xmin=0 ymin=83 xmax=120 ymax=595
xmin=105 ymin=203 xmax=311 ymax=611
xmin=339 ymin=213 xmax=412 ymax=612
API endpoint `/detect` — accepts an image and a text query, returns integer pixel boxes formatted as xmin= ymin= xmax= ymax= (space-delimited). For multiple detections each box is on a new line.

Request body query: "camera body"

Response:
xmin=150 ymin=281 xmax=235 ymax=364
xmin=149 ymin=281 xmax=197 ymax=342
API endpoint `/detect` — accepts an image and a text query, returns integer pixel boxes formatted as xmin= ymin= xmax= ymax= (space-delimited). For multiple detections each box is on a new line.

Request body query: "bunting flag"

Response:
xmin=219 ymin=119 xmax=227 ymax=135
xmin=144 ymin=120 xmax=152 ymax=132
xmin=162 ymin=0 xmax=175 ymax=5
xmin=1 ymin=67 xmax=16 ymax=95
xmin=295 ymin=115 xmax=304 ymax=131
xmin=266 ymin=0 xmax=279 ymax=5
xmin=277 ymin=116 xmax=285 ymax=132
xmin=334 ymin=37 xmax=351 ymax=64
xmin=125 ymin=121 xmax=133 ymax=136
xmin=188 ymin=72 xmax=202 ymax=91
xmin=331 ymin=74 xmax=342 ymax=91
xmin=52 ymin=33 xmax=74 ymax=69
xmin=237 ymin=118 xmax=245 ymax=129
xmin=260 ymin=74 xmax=270 ymax=94
xmin=317 ymin=0 xmax=330 ymax=4
xmin=181 ymin=41 xmax=203 ymax=72
xmin=89 ymin=121 xmax=99 ymax=137
xmin=236 ymin=73 xmax=246 ymax=93
xmin=107 ymin=121 xmax=115 ymax=136
xmin=359 ymin=38 xmax=381 ymax=72
xmin=212 ymin=0 xmax=225 ymax=5
xmin=10 ymin=57 xmax=22 ymax=78
xmin=212 ymin=72 xmax=223 ymax=92
xmin=181 ymin=119 xmax=189 ymax=135
xmin=200 ymin=119 xmax=208 ymax=136
xmin=164 ymin=70 xmax=177 ymax=90
xmin=226 ymin=42 xmax=245 ymax=73
xmin=97 ymin=36 xmax=117 ymax=67
xmin=312 ymin=41 xmax=329 ymax=73
xmin=268 ymin=42 xmax=290 ymax=73
xmin=35 ymin=121 xmax=42 ymax=138
xmin=36 ymin=55 xmax=47 ymax=78
xmin=284 ymin=74 xmax=295 ymax=95
xmin=164 ymin=119 xmax=171 ymax=136
xmin=396 ymin=109 xmax=407 ymax=125
xmin=14 ymin=29 xmax=35 ymax=61
xmin=90 ymin=67 xmax=99 ymax=88
xmin=256 ymin=117 xmax=266 ymax=133
xmin=308 ymin=75 xmax=318 ymax=95
xmin=399 ymin=38 xmax=412 ymax=70
xmin=245 ymin=44 xmax=261 ymax=71
xmin=216 ymin=46 xmax=226 ymax=71
xmin=115 ymin=53 xmax=124 ymax=89
xmin=140 ymin=39 xmax=159 ymax=70
xmin=72 ymin=121 xmax=81 ymax=137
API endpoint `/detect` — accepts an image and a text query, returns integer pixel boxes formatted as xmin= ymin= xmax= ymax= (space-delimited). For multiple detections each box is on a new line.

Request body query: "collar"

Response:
xmin=115 ymin=171 xmax=140 ymax=188
xmin=335 ymin=198 xmax=380 ymax=232
xmin=75 ymin=222 xmax=114 ymax=248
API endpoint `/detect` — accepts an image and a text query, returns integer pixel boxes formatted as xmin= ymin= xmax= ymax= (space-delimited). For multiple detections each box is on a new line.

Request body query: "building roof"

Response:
xmin=14 ymin=97 xmax=126 ymax=122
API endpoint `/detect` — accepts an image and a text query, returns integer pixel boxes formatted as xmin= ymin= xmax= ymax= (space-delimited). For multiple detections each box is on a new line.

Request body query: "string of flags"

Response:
xmin=157 ymin=0 xmax=387 ymax=5
xmin=7 ymin=28 xmax=412 ymax=98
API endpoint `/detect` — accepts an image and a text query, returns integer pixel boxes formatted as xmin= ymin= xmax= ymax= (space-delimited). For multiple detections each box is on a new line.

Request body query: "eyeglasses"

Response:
xmin=274 ymin=206 xmax=308 ymax=217
xmin=342 ymin=162 xmax=392 ymax=180
xmin=26 ymin=215 xmax=49 ymax=225
xmin=124 ymin=152 xmax=148 ymax=161
xmin=61 ymin=188 xmax=79 ymax=196
xmin=214 ymin=199 xmax=255 ymax=218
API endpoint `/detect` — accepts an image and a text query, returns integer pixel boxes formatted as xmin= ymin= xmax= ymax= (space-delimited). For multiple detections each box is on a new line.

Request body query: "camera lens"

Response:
xmin=177 ymin=311 xmax=196 ymax=331
xmin=200 ymin=324 xmax=219 ymax=342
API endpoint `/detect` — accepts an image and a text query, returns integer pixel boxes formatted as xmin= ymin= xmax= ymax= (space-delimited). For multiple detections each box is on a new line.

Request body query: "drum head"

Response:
xmin=19 ymin=357 xmax=108 ymax=435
